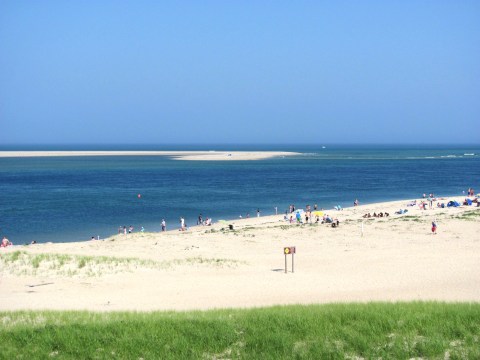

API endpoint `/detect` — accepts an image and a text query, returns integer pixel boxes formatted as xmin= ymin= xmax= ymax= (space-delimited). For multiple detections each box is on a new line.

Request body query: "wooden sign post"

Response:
xmin=284 ymin=246 xmax=296 ymax=273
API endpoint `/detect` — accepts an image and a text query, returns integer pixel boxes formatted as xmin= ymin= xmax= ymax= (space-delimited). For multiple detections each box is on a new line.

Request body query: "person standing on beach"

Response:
xmin=257 ymin=209 xmax=260 ymax=217
xmin=180 ymin=217 xmax=185 ymax=231
xmin=161 ymin=219 xmax=166 ymax=231
xmin=1 ymin=236 xmax=12 ymax=247
xmin=428 ymin=196 xmax=433 ymax=209
xmin=431 ymin=220 xmax=437 ymax=234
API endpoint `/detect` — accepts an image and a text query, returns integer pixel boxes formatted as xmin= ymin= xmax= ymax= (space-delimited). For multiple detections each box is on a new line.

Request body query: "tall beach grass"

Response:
xmin=1 ymin=302 xmax=479 ymax=359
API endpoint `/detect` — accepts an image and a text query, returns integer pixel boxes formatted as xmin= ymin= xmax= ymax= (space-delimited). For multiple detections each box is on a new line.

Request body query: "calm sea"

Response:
xmin=0 ymin=144 xmax=478 ymax=244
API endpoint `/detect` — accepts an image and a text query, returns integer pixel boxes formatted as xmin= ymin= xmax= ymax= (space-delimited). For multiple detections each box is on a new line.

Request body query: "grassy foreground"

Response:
xmin=1 ymin=302 xmax=479 ymax=359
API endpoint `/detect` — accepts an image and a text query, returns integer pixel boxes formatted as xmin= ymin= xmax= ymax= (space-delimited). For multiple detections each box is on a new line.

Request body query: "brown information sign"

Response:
xmin=284 ymin=246 xmax=296 ymax=254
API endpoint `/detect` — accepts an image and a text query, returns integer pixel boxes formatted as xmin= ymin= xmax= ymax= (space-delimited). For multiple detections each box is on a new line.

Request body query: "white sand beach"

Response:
xmin=1 ymin=196 xmax=479 ymax=312
xmin=0 ymin=151 xmax=299 ymax=161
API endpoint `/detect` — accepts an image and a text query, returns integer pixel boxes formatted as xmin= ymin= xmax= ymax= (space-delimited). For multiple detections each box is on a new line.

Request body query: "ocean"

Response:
xmin=0 ymin=144 xmax=478 ymax=244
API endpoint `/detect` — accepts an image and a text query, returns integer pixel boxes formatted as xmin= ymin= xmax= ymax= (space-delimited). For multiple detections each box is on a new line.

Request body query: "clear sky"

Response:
xmin=1 ymin=1 xmax=479 ymax=145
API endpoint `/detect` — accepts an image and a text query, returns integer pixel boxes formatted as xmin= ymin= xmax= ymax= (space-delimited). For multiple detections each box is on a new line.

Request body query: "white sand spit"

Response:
xmin=0 ymin=151 xmax=298 ymax=161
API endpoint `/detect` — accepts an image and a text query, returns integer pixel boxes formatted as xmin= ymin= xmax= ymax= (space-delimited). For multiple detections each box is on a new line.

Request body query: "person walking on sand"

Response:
xmin=431 ymin=220 xmax=437 ymax=235
xmin=161 ymin=219 xmax=166 ymax=231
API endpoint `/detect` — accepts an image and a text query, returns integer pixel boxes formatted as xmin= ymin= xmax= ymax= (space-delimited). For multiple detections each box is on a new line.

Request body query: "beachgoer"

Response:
xmin=198 ymin=214 xmax=203 ymax=225
xmin=296 ymin=212 xmax=301 ymax=223
xmin=431 ymin=221 xmax=437 ymax=234
xmin=129 ymin=225 xmax=133 ymax=233
xmin=428 ymin=196 xmax=433 ymax=209
xmin=161 ymin=219 xmax=166 ymax=231
xmin=354 ymin=199 xmax=359 ymax=206
xmin=141 ymin=226 xmax=145 ymax=233
xmin=180 ymin=217 xmax=185 ymax=231
xmin=274 ymin=206 xmax=278 ymax=215
xmin=257 ymin=209 xmax=260 ymax=217
xmin=123 ymin=226 xmax=127 ymax=235
xmin=314 ymin=204 xmax=318 ymax=210
xmin=1 ymin=236 xmax=12 ymax=247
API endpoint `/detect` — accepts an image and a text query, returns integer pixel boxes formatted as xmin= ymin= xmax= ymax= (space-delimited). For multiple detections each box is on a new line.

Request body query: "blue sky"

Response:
xmin=1 ymin=1 xmax=479 ymax=145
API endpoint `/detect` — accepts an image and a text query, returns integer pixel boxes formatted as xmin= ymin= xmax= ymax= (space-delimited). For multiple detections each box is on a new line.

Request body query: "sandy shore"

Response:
xmin=0 ymin=151 xmax=299 ymax=161
xmin=1 ymin=196 xmax=479 ymax=312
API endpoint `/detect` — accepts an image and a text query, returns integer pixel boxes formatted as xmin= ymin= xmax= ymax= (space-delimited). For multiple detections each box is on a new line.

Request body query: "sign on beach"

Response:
xmin=284 ymin=246 xmax=296 ymax=273
xmin=284 ymin=246 xmax=295 ymax=254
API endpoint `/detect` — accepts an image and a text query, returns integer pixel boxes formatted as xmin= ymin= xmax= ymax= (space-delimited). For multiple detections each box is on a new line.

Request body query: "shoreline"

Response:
xmin=1 ymin=195 xmax=479 ymax=311
xmin=0 ymin=150 xmax=300 ymax=161
xmin=35 ymin=192 xmax=478 ymax=245
xmin=0 ymin=192 xmax=475 ymax=246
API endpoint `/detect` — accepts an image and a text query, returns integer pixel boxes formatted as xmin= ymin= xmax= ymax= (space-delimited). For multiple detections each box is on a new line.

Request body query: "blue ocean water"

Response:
xmin=0 ymin=145 xmax=478 ymax=244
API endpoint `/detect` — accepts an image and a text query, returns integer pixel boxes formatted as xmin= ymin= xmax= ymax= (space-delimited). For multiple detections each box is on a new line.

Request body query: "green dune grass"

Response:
xmin=1 ymin=302 xmax=479 ymax=359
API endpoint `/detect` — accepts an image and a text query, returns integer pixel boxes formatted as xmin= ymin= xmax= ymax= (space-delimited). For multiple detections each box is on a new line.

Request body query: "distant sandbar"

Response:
xmin=0 ymin=151 xmax=299 ymax=161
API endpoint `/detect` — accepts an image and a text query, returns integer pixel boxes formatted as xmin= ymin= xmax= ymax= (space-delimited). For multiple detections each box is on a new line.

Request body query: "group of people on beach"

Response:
xmin=116 ymin=225 xmax=146 ymax=236
xmin=362 ymin=211 xmax=390 ymax=218
xmin=118 ymin=225 xmax=135 ymax=235
xmin=196 ymin=214 xmax=212 ymax=226
xmin=284 ymin=203 xmax=340 ymax=227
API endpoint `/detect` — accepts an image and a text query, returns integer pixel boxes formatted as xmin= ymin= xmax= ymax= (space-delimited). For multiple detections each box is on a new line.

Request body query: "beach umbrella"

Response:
xmin=313 ymin=211 xmax=324 ymax=217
